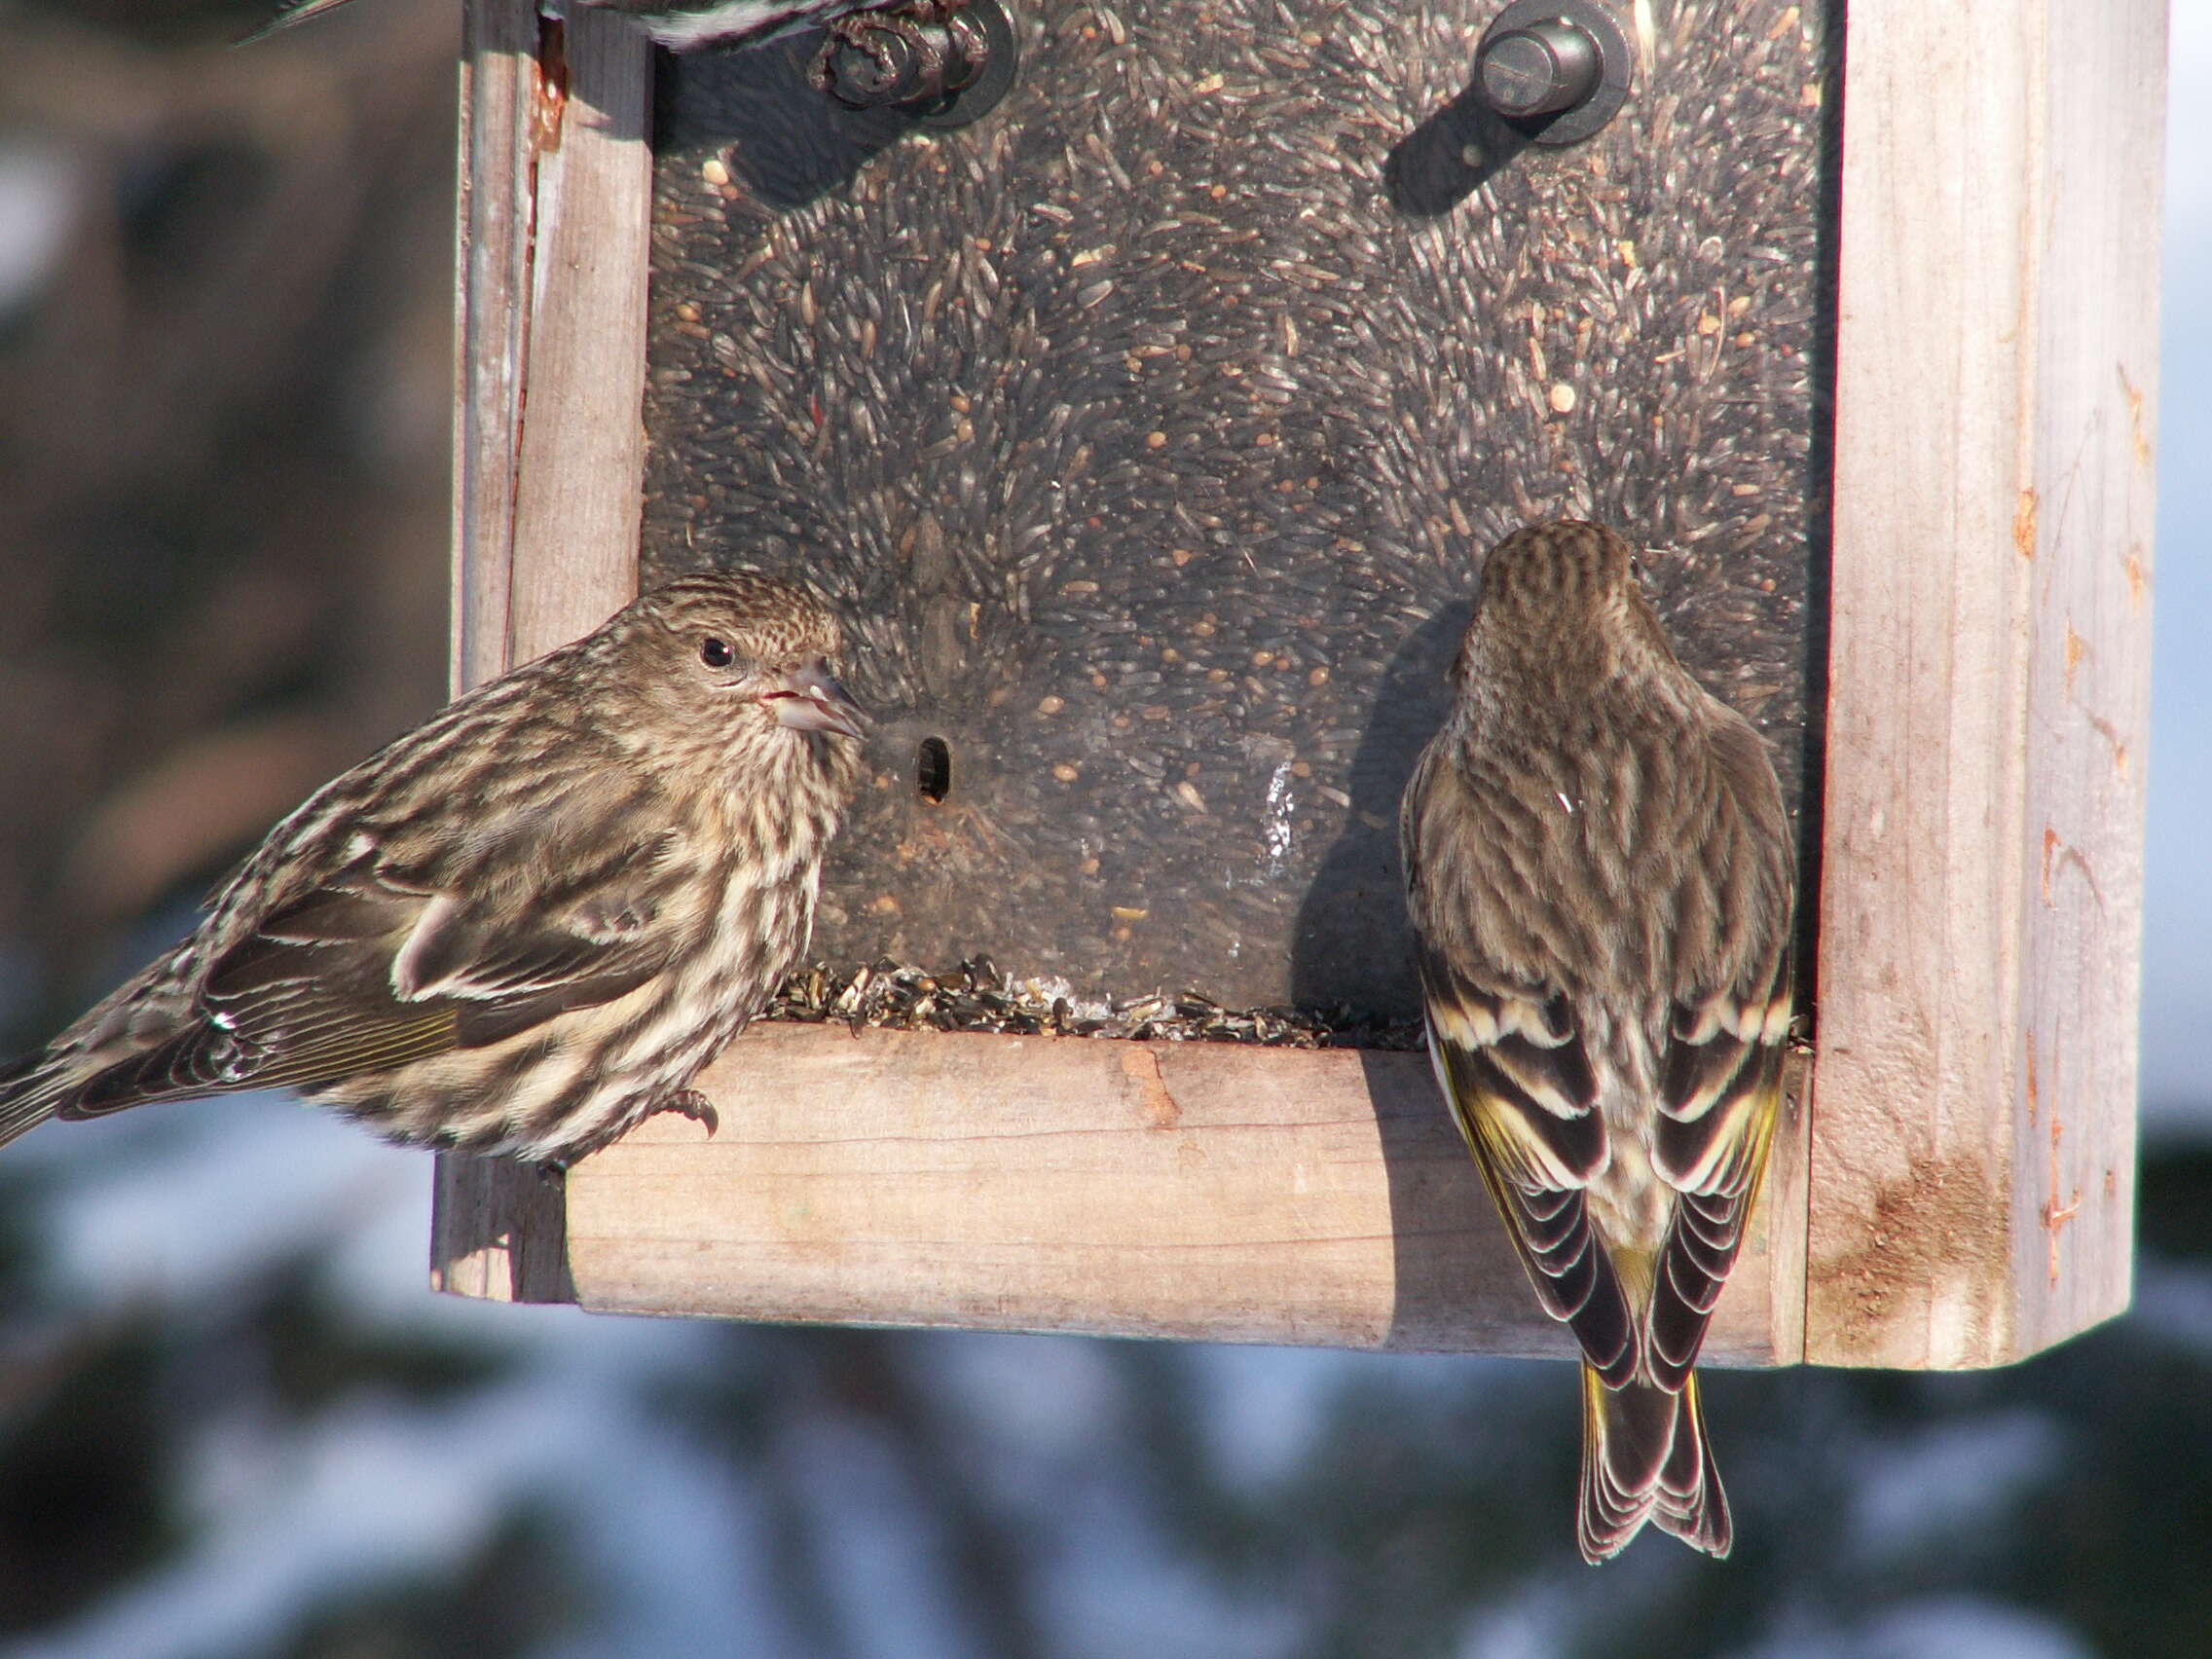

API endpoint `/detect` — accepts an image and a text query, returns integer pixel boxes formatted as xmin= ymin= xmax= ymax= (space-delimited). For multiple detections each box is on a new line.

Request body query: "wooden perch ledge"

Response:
xmin=446 ymin=1023 xmax=1812 ymax=1364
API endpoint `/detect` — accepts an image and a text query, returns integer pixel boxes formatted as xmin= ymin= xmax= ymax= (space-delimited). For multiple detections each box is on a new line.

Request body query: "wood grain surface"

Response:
xmin=1810 ymin=0 xmax=2158 ymax=1366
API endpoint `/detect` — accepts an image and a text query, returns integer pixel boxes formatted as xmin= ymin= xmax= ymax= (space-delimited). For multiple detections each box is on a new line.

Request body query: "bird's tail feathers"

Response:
xmin=1577 ymin=1363 xmax=1731 ymax=1563
xmin=0 ymin=1049 xmax=71 ymax=1154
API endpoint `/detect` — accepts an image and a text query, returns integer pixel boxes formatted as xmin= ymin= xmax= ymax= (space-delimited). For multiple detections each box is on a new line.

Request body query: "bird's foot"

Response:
xmin=645 ymin=1088 xmax=720 ymax=1139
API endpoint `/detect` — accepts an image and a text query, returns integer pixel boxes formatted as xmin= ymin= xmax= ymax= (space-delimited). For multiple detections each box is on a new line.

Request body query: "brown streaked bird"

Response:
xmin=1400 ymin=521 xmax=1795 ymax=1562
xmin=0 ymin=571 xmax=865 ymax=1168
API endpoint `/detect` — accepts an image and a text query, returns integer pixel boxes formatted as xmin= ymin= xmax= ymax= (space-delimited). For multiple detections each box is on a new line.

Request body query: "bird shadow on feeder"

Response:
xmin=1289 ymin=599 xmax=1467 ymax=1020
xmin=1288 ymin=596 xmax=1555 ymax=1352
xmin=1362 ymin=1043 xmax=1572 ymax=1355
xmin=432 ymin=1152 xmax=575 ymax=1304
xmin=654 ymin=30 xmax=916 ymax=209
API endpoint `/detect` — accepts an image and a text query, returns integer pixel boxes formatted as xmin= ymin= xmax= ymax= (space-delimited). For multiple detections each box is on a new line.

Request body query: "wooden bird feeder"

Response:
xmin=431 ymin=0 xmax=2160 ymax=1371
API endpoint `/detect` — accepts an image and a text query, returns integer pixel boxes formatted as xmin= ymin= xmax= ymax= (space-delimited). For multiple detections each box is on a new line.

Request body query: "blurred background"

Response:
xmin=0 ymin=4 xmax=2203 ymax=1656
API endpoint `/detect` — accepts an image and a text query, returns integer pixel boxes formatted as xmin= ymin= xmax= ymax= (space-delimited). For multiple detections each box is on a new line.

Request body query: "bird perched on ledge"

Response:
xmin=257 ymin=0 xmax=939 ymax=55
xmin=0 ymin=571 xmax=865 ymax=1169
xmin=1400 ymin=521 xmax=1796 ymax=1562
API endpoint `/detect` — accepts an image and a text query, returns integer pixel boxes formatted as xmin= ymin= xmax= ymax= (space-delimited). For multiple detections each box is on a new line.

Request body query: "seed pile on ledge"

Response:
xmin=763 ymin=956 xmax=1424 ymax=1049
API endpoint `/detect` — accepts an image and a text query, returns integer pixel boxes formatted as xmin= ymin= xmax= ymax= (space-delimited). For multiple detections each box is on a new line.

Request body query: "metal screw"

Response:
xmin=815 ymin=14 xmax=962 ymax=109
xmin=810 ymin=0 xmax=1016 ymax=129
xmin=821 ymin=27 xmax=930 ymax=104
xmin=1477 ymin=21 xmax=1603 ymax=120
xmin=1470 ymin=0 xmax=1635 ymax=145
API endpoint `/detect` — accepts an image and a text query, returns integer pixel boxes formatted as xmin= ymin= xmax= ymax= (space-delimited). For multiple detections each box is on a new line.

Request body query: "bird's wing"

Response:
xmin=1404 ymin=753 xmax=1636 ymax=1387
xmin=1640 ymin=977 xmax=1788 ymax=1388
xmin=1642 ymin=718 xmax=1797 ymax=1388
xmin=237 ymin=0 xmax=354 ymax=45
xmin=58 ymin=827 xmax=692 ymax=1118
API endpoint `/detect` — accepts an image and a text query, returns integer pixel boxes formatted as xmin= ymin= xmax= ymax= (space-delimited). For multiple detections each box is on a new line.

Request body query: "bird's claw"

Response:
xmin=647 ymin=1088 xmax=720 ymax=1138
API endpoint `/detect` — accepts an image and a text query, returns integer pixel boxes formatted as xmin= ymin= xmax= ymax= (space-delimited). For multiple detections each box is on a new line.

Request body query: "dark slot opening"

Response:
xmin=916 ymin=736 xmax=951 ymax=803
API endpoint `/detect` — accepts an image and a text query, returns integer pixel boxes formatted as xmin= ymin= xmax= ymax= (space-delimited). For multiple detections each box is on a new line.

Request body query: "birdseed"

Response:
xmin=641 ymin=0 xmax=1834 ymax=1040
xmin=763 ymin=954 xmax=1424 ymax=1049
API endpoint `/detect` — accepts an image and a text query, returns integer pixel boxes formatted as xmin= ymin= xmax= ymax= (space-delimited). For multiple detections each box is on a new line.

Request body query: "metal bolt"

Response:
xmin=810 ymin=0 xmax=1017 ymax=129
xmin=822 ymin=28 xmax=928 ymax=104
xmin=1469 ymin=0 xmax=1635 ymax=145
xmin=816 ymin=17 xmax=949 ymax=109
xmin=1477 ymin=21 xmax=1603 ymax=120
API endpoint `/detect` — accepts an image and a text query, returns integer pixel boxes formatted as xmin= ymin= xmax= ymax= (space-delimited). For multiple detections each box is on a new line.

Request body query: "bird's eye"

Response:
xmin=1629 ymin=555 xmax=1646 ymax=581
xmin=699 ymin=637 xmax=735 ymax=669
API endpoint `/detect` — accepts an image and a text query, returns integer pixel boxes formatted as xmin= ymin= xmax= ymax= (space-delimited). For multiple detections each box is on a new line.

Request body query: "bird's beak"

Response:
xmin=765 ymin=655 xmax=866 ymax=740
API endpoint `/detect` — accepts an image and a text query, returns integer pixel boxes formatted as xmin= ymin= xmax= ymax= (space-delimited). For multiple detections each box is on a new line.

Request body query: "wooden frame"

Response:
xmin=1810 ymin=0 xmax=2161 ymax=1366
xmin=432 ymin=0 xmax=650 ymax=1305
xmin=433 ymin=0 xmax=2159 ymax=1367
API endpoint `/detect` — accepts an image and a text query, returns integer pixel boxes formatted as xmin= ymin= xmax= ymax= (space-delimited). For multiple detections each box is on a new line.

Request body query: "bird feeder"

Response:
xmin=433 ymin=0 xmax=2160 ymax=1372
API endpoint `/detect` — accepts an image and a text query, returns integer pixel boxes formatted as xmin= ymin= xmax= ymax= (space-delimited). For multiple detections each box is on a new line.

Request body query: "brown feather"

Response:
xmin=0 ymin=571 xmax=866 ymax=1165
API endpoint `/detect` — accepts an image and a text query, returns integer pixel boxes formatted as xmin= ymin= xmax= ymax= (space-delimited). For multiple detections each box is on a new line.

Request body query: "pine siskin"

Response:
xmin=0 ymin=571 xmax=865 ymax=1168
xmin=1400 ymin=521 xmax=1796 ymax=1563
